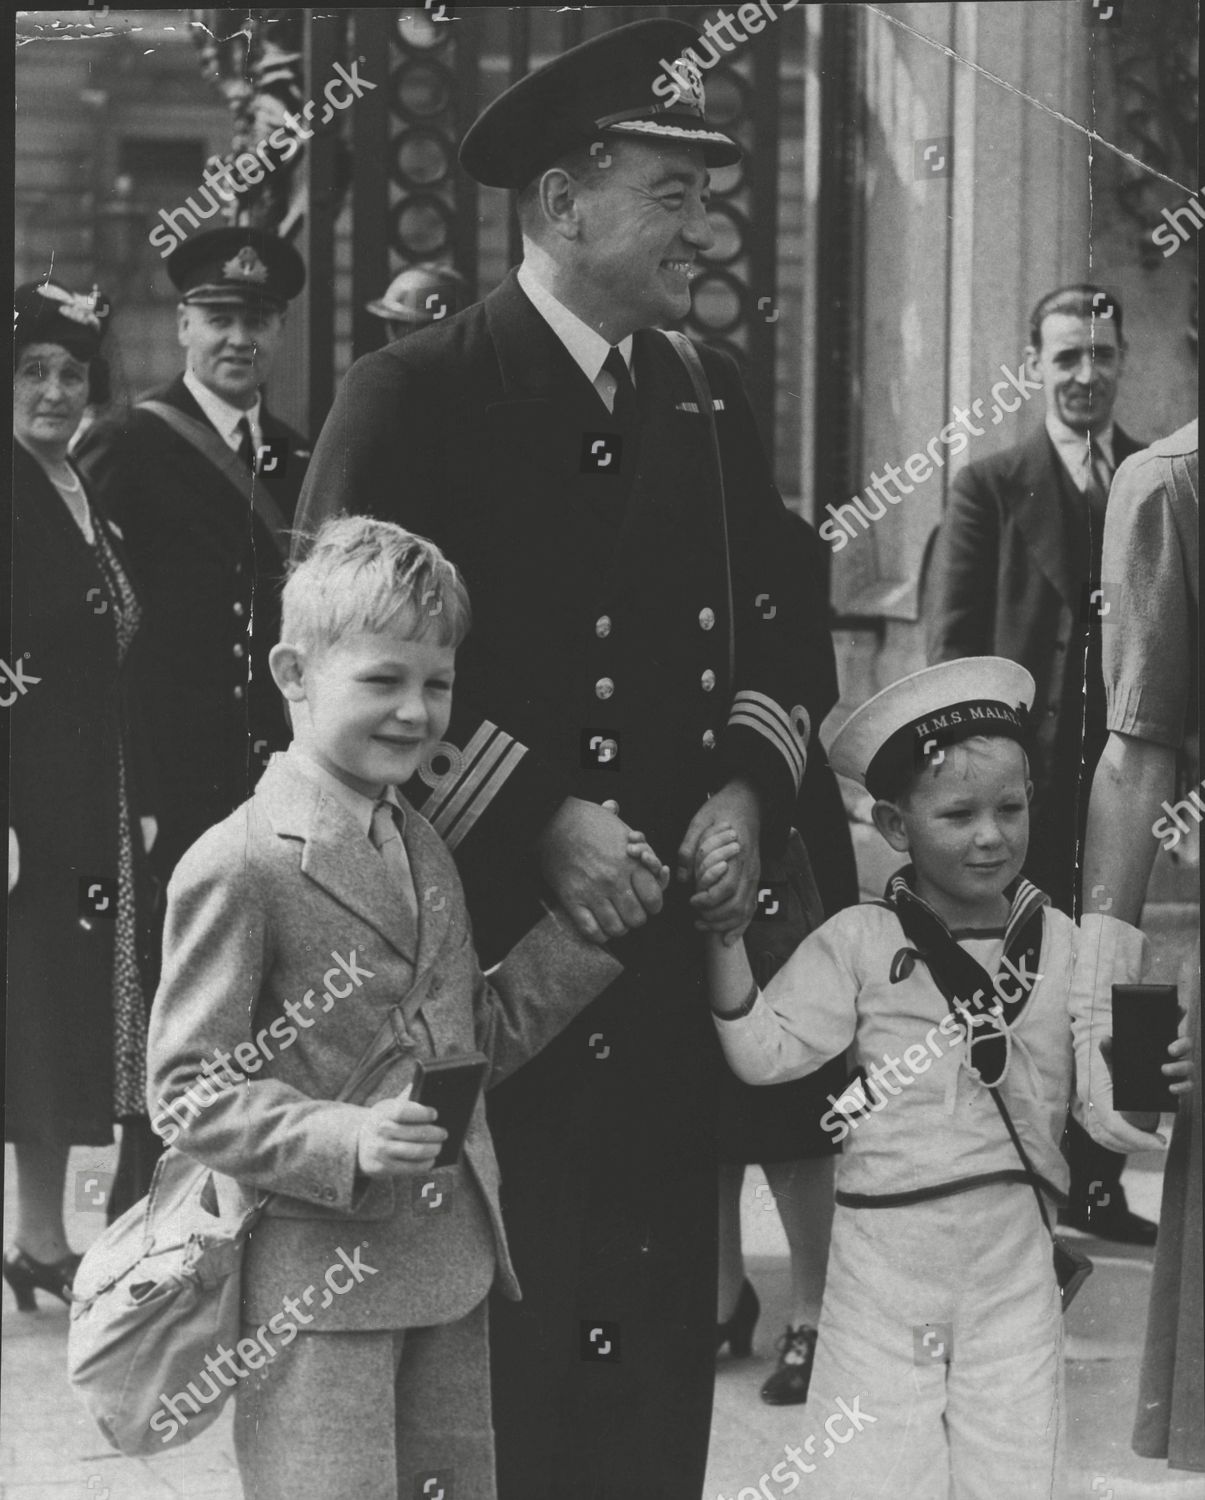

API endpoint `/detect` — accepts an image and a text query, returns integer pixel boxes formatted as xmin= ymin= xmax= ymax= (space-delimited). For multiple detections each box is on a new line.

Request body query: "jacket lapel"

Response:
xmin=1011 ymin=427 xmax=1084 ymax=607
xmin=398 ymin=810 xmax=454 ymax=996
xmin=482 ymin=272 xmax=636 ymax=535
xmin=256 ymin=758 xmax=419 ymax=965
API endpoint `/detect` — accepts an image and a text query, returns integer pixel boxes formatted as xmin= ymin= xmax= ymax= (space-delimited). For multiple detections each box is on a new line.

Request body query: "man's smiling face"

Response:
xmin=1027 ymin=312 xmax=1125 ymax=436
xmin=177 ymin=302 xmax=285 ymax=410
xmin=569 ymin=139 xmax=716 ymax=340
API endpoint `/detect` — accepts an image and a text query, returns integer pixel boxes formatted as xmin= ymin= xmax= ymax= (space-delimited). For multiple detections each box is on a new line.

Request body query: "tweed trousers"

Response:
xmin=233 ymin=1297 xmax=494 ymax=1500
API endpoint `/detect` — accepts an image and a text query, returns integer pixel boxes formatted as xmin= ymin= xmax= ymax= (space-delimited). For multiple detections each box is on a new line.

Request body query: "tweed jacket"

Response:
xmin=926 ymin=422 xmax=1144 ymax=794
xmin=145 ymin=753 xmax=622 ymax=1331
xmin=76 ymin=376 xmax=311 ymax=884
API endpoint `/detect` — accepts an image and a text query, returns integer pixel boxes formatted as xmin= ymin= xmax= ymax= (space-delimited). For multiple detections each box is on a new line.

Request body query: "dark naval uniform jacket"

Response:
xmin=926 ymin=421 xmax=1144 ymax=912
xmin=77 ymin=375 xmax=310 ymax=885
xmin=295 ymin=267 xmax=821 ymax=1500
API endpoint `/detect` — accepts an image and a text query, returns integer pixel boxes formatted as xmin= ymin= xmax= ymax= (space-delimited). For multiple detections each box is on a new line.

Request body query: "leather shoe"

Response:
xmin=760 ymin=1324 xmax=817 ymax=1405
xmin=1058 ymin=1203 xmax=1157 ymax=1245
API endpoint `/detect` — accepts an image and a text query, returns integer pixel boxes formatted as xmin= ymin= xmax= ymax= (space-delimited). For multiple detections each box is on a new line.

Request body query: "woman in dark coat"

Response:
xmin=5 ymin=282 xmax=157 ymax=1309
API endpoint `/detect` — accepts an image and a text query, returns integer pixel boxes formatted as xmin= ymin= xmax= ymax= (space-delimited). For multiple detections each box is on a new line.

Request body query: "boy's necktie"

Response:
xmin=371 ymin=800 xmax=417 ymax=920
xmin=602 ymin=345 xmax=638 ymax=428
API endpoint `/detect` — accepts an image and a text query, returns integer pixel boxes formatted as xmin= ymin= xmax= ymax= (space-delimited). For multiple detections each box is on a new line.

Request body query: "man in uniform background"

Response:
xmin=79 ymin=226 xmax=310 ymax=888
xmin=295 ymin=20 xmax=826 ymax=1499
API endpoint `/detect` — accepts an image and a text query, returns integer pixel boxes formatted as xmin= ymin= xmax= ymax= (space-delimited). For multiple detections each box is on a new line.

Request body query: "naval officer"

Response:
xmin=294 ymin=20 xmax=823 ymax=1497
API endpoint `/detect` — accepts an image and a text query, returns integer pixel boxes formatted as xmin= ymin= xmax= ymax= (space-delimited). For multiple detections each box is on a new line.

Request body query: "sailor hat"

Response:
xmin=829 ymin=658 xmax=1036 ymax=800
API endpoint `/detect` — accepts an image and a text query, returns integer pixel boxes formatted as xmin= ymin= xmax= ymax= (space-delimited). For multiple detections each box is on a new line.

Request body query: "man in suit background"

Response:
xmin=926 ymin=282 xmax=1154 ymax=1244
xmin=294 ymin=20 xmax=824 ymax=1498
xmin=78 ymin=226 xmax=310 ymax=887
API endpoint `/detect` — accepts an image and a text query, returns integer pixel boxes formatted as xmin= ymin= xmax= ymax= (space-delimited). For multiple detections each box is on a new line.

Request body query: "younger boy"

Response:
xmin=146 ymin=516 xmax=657 ymax=1499
xmin=703 ymin=657 xmax=1156 ymax=1499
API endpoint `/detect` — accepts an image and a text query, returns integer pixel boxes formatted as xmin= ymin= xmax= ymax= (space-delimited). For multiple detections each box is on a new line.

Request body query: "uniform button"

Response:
xmin=232 ymin=643 xmax=245 ymax=659
xmin=322 ymin=1187 xmax=336 ymax=1202
xmin=700 ymin=669 xmax=716 ymax=692
xmin=601 ymin=799 xmax=619 ymax=814
xmin=595 ymin=677 xmax=614 ymax=701
xmin=232 ymin=601 xmax=246 ymax=618
xmin=702 ymin=729 xmax=716 ymax=749
xmin=699 ymin=607 xmax=715 ymax=631
xmin=595 ymin=615 xmax=612 ymax=639
xmin=233 ymin=686 xmax=245 ymax=701
xmin=1047 ymin=705 xmax=1058 ymax=718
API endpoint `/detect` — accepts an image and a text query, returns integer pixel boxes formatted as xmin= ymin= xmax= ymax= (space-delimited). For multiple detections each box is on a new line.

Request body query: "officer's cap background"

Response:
xmin=458 ymin=18 xmax=742 ymax=189
xmin=14 ymin=280 xmax=110 ymax=363
xmin=168 ymin=226 xmax=306 ymax=309
xmin=828 ymin=658 xmax=1035 ymax=799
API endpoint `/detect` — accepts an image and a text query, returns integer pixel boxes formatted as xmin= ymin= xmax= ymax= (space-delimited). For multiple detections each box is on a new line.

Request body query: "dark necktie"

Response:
xmin=1082 ymin=443 xmax=1111 ymax=520
xmin=602 ymin=345 xmax=638 ymax=429
xmin=235 ymin=415 xmax=255 ymax=474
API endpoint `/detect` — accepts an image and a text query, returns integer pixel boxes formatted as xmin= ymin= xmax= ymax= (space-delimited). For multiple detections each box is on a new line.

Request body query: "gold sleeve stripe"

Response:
xmin=437 ymin=742 xmax=528 ymax=851
xmin=728 ymin=690 xmax=806 ymax=791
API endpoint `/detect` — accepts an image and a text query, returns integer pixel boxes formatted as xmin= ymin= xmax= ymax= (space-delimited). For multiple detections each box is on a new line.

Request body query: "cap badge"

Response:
xmin=661 ymin=55 xmax=705 ymax=115
xmin=33 ymin=281 xmax=105 ymax=330
xmin=223 ymin=245 xmax=270 ymax=284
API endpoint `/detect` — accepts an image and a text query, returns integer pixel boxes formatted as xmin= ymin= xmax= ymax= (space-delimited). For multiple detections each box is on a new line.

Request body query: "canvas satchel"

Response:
xmin=67 ymin=1002 xmax=417 ymax=1454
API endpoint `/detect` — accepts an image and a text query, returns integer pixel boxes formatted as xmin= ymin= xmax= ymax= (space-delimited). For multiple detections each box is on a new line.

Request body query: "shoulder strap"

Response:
xmin=660 ymin=331 xmax=735 ymax=689
xmin=135 ymin=399 xmax=290 ymax=562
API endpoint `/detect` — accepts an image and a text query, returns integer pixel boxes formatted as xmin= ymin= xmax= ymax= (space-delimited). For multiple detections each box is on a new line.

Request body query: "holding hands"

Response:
xmin=538 ymin=778 xmax=762 ymax=948
xmin=539 ymin=796 xmax=669 ymax=945
xmin=678 ymin=778 xmax=762 ymax=946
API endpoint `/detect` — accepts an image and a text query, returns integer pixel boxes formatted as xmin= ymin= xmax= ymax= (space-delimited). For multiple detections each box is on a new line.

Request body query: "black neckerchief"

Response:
xmin=882 ymin=867 xmax=1048 ymax=1088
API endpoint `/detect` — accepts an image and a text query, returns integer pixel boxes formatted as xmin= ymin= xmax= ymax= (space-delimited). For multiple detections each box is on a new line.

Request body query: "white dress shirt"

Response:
xmin=184 ymin=367 xmax=264 ymax=458
xmin=516 ymin=262 xmax=634 ymax=415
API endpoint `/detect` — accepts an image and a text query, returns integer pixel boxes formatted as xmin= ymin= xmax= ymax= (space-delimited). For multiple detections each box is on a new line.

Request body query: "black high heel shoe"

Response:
xmin=715 ymin=1278 xmax=760 ymax=1357
xmin=2 ymin=1246 xmax=81 ymax=1311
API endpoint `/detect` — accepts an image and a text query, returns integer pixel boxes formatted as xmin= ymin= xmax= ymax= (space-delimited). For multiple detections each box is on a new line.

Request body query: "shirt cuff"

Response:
xmin=711 ymin=980 xmax=760 ymax=1020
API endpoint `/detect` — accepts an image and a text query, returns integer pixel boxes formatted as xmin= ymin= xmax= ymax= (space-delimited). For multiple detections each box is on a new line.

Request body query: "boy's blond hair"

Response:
xmin=283 ymin=514 xmax=470 ymax=653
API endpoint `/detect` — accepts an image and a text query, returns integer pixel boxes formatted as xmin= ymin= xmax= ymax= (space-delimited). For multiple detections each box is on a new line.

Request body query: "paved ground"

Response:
xmin=3 ymin=1144 xmax=1202 ymax=1499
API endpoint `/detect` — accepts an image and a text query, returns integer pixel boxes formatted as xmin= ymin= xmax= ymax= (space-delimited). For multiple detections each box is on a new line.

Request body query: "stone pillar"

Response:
xmin=827 ymin=0 xmax=1095 ymax=734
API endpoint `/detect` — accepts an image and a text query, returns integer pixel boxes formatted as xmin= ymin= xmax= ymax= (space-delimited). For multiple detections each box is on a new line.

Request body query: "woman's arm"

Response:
xmin=1082 ymin=731 xmax=1177 ymax=924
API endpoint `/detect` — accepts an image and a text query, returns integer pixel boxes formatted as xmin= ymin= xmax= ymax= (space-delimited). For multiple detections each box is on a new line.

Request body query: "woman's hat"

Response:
xmin=13 ymin=281 xmax=110 ymax=362
xmin=828 ymin=658 xmax=1036 ymax=799
xmin=458 ymin=18 xmax=742 ymax=189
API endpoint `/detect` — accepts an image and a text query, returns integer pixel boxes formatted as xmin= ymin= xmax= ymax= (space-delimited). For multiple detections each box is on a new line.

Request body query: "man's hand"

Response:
xmin=538 ymin=797 xmax=666 ymax=945
xmin=356 ymin=1086 xmax=447 ymax=1180
xmin=678 ymin=778 xmax=762 ymax=946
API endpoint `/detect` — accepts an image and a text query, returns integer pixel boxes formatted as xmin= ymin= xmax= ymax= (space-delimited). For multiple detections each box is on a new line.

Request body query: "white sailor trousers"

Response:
xmin=801 ymin=1181 xmax=1065 ymax=1500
